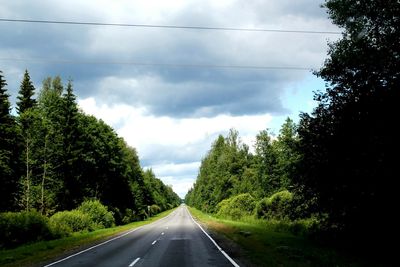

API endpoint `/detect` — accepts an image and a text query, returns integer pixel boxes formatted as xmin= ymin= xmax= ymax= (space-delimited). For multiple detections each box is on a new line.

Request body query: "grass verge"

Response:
xmin=188 ymin=207 xmax=373 ymax=267
xmin=0 ymin=208 xmax=176 ymax=267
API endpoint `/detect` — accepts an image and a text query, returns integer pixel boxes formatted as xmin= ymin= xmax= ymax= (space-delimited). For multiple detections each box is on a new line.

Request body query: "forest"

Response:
xmin=0 ymin=72 xmax=180 ymax=248
xmin=186 ymin=0 xmax=398 ymax=259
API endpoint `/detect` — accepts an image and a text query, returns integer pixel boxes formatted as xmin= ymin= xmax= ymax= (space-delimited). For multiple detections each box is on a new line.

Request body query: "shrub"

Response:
xmin=49 ymin=210 xmax=92 ymax=236
xmin=255 ymin=190 xmax=293 ymax=220
xmin=78 ymin=200 xmax=115 ymax=229
xmin=150 ymin=204 xmax=161 ymax=216
xmin=122 ymin=208 xmax=139 ymax=224
xmin=0 ymin=211 xmax=52 ymax=248
xmin=216 ymin=193 xmax=256 ymax=220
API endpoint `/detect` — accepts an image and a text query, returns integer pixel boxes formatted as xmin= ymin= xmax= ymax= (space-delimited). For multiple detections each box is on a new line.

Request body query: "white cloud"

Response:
xmin=78 ymin=97 xmax=273 ymax=197
xmin=79 ymin=97 xmax=272 ymax=148
xmin=159 ymin=176 xmax=197 ymax=199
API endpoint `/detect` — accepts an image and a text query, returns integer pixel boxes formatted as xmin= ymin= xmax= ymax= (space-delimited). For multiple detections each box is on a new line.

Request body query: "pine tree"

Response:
xmin=16 ymin=70 xmax=38 ymax=210
xmin=0 ymin=70 xmax=20 ymax=211
xmin=61 ymin=80 xmax=82 ymax=209
xmin=16 ymin=70 xmax=36 ymax=114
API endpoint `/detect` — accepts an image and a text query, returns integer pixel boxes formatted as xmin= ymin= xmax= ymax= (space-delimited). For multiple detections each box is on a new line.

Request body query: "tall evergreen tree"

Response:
xmin=17 ymin=70 xmax=38 ymax=210
xmin=60 ymin=80 xmax=82 ymax=209
xmin=0 ymin=71 xmax=20 ymax=211
xmin=16 ymin=70 xmax=36 ymax=114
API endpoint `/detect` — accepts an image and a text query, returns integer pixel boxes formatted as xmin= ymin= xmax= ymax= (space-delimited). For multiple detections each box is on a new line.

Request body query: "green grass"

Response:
xmin=0 ymin=208 xmax=176 ymax=267
xmin=188 ymin=207 xmax=374 ymax=267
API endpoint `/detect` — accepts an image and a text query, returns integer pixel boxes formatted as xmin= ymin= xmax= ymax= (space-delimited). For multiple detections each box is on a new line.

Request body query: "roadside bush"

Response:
xmin=255 ymin=190 xmax=293 ymax=220
xmin=78 ymin=199 xmax=115 ymax=229
xmin=49 ymin=210 xmax=92 ymax=236
xmin=121 ymin=208 xmax=139 ymax=224
xmin=0 ymin=211 xmax=52 ymax=248
xmin=216 ymin=193 xmax=256 ymax=220
xmin=150 ymin=204 xmax=161 ymax=216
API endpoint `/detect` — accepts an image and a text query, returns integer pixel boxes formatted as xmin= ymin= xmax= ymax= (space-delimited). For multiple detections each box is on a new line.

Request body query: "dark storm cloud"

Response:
xmin=0 ymin=0 xmax=336 ymax=117
xmin=92 ymin=67 xmax=290 ymax=117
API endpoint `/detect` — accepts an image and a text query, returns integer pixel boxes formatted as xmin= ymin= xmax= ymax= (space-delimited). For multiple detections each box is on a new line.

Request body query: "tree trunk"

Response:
xmin=41 ymin=135 xmax=48 ymax=215
xmin=26 ymin=137 xmax=30 ymax=211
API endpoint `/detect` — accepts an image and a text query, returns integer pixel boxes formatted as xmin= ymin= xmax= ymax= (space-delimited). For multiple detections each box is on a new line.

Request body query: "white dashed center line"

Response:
xmin=152 ymin=240 xmax=157 ymax=245
xmin=129 ymin=257 xmax=140 ymax=267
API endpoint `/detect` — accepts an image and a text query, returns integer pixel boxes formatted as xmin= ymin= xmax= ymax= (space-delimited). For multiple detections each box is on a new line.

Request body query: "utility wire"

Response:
xmin=0 ymin=18 xmax=341 ymax=35
xmin=0 ymin=57 xmax=314 ymax=71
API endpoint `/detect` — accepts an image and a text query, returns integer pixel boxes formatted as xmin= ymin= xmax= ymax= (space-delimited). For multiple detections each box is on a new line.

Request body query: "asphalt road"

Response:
xmin=44 ymin=205 xmax=239 ymax=267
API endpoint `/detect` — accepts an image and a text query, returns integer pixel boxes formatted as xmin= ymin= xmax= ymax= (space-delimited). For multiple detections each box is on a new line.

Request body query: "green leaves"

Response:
xmin=186 ymin=122 xmax=299 ymax=215
xmin=16 ymin=70 xmax=36 ymax=114
xmin=0 ymin=71 xmax=180 ymax=218
xmin=0 ymin=71 xmax=21 ymax=211
xmin=295 ymin=0 xmax=399 ymax=247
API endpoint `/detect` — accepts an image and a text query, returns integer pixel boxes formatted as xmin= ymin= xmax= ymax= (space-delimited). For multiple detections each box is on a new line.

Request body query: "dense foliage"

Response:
xmin=294 ymin=0 xmax=398 ymax=244
xmin=0 ymin=73 xmax=180 ymax=220
xmin=185 ymin=119 xmax=299 ymax=216
xmin=0 ymin=211 xmax=52 ymax=248
xmin=0 ymin=71 xmax=21 ymax=211
xmin=1 ymin=200 xmax=121 ymax=248
xmin=186 ymin=1 xmax=398 ymax=260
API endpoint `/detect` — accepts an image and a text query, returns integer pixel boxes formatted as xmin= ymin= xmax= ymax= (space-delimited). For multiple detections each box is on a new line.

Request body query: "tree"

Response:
xmin=0 ymin=71 xmax=182 ymax=216
xmin=35 ymin=77 xmax=65 ymax=212
xmin=60 ymin=80 xmax=82 ymax=210
xmin=0 ymin=71 xmax=20 ymax=211
xmin=186 ymin=130 xmax=254 ymax=212
xmin=16 ymin=70 xmax=36 ymax=114
xmin=16 ymin=70 xmax=38 ymax=210
xmin=254 ymin=129 xmax=279 ymax=196
xmin=274 ymin=118 xmax=299 ymax=190
xmin=295 ymin=0 xmax=399 ymax=245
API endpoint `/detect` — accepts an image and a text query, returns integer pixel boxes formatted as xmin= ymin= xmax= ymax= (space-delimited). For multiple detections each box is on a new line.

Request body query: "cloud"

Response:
xmin=1 ymin=0 xmax=338 ymax=117
xmin=92 ymin=73 xmax=289 ymax=118
xmin=1 ymin=0 xmax=338 ymax=196
xmin=78 ymin=97 xmax=273 ymax=196
xmin=146 ymin=162 xmax=201 ymax=198
xmin=79 ymin=97 xmax=272 ymax=153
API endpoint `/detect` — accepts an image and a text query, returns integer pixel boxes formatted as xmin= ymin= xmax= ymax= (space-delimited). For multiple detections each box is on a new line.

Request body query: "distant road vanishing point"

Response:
xmin=44 ymin=205 xmax=239 ymax=267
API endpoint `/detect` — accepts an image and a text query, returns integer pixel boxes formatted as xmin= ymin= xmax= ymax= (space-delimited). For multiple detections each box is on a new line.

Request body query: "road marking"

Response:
xmin=152 ymin=240 xmax=157 ymax=245
xmin=186 ymin=207 xmax=240 ymax=267
xmin=161 ymin=232 xmax=164 ymax=235
xmin=129 ymin=257 xmax=140 ymax=267
xmin=43 ymin=227 xmax=142 ymax=267
xmin=44 ymin=209 xmax=178 ymax=266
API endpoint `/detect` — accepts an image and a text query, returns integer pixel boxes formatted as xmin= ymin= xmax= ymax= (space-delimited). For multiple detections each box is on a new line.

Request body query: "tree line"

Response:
xmin=186 ymin=0 xmax=398 ymax=256
xmin=0 ymin=71 xmax=180 ymax=222
xmin=185 ymin=121 xmax=300 ymax=220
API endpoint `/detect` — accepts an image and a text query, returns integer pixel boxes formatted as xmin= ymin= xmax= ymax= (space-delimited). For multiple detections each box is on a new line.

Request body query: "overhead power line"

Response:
xmin=0 ymin=57 xmax=315 ymax=71
xmin=0 ymin=18 xmax=341 ymax=35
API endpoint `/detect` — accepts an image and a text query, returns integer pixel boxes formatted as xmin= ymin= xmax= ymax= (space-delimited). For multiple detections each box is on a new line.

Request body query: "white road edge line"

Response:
xmin=129 ymin=257 xmax=140 ymax=267
xmin=152 ymin=240 xmax=157 ymax=245
xmin=186 ymin=206 xmax=240 ymax=267
xmin=43 ymin=210 xmax=177 ymax=267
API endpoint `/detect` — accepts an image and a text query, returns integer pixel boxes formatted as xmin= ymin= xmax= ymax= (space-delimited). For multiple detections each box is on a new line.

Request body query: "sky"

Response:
xmin=0 ymin=0 xmax=340 ymax=198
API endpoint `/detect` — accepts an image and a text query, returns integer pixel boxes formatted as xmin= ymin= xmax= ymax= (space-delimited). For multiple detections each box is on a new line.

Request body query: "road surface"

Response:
xmin=44 ymin=205 xmax=239 ymax=267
